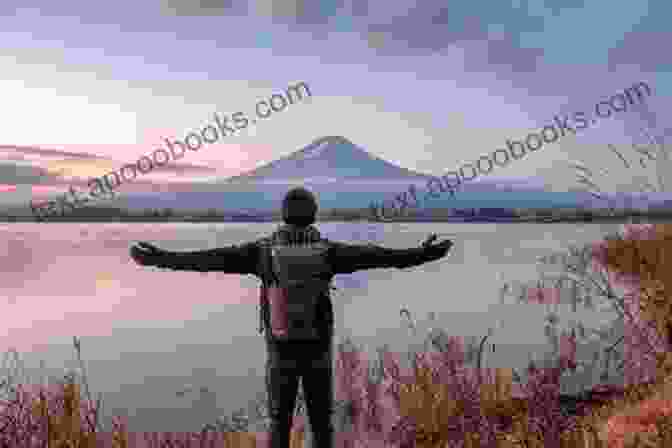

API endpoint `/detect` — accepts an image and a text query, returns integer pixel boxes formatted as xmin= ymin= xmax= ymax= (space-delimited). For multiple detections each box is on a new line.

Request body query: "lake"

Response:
xmin=0 ymin=221 xmax=626 ymax=433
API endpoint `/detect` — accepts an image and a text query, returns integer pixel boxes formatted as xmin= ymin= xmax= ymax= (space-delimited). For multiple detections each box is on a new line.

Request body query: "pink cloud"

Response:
xmin=18 ymin=136 xmax=276 ymax=193
xmin=3 ymin=124 xmax=294 ymax=204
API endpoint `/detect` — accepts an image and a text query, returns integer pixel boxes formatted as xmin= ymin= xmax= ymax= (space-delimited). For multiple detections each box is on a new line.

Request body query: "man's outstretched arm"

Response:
xmin=328 ymin=236 xmax=453 ymax=275
xmin=129 ymin=241 xmax=259 ymax=275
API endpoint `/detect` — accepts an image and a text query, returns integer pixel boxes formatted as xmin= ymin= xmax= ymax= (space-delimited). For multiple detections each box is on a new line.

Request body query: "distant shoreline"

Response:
xmin=3 ymin=215 xmax=672 ymax=224
xmin=3 ymin=204 xmax=672 ymax=223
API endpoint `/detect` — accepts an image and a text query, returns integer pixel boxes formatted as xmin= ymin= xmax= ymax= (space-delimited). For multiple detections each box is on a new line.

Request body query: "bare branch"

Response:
xmin=607 ymin=144 xmax=631 ymax=169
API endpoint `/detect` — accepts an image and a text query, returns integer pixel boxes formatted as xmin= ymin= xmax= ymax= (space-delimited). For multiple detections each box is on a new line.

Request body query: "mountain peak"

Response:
xmin=313 ymin=135 xmax=352 ymax=144
xmin=295 ymin=136 xmax=356 ymax=158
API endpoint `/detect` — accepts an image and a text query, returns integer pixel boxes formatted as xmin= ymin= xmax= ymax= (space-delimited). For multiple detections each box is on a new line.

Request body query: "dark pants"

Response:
xmin=265 ymin=335 xmax=334 ymax=448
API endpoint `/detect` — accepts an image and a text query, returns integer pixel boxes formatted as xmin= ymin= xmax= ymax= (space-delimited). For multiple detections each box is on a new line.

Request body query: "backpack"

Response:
xmin=263 ymin=240 xmax=332 ymax=341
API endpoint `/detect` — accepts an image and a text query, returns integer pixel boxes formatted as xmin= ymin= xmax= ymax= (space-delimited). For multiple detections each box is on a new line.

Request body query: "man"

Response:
xmin=129 ymin=187 xmax=453 ymax=448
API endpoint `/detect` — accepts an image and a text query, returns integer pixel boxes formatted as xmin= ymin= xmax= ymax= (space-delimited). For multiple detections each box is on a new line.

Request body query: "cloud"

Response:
xmin=231 ymin=0 xmax=548 ymax=73
xmin=160 ymin=0 xmax=237 ymax=16
xmin=0 ymin=144 xmax=219 ymax=181
xmin=360 ymin=2 xmax=553 ymax=74
xmin=161 ymin=0 xmax=352 ymax=28
xmin=150 ymin=162 xmax=219 ymax=175
xmin=253 ymin=0 xmax=344 ymax=25
xmin=0 ymin=142 xmax=227 ymax=208
xmin=608 ymin=31 xmax=672 ymax=72
xmin=0 ymin=145 xmax=107 ymax=160
xmin=454 ymin=36 xmax=544 ymax=75
xmin=366 ymin=3 xmax=480 ymax=52
xmin=216 ymin=0 xmax=651 ymax=77
xmin=39 ymin=159 xmax=219 ymax=184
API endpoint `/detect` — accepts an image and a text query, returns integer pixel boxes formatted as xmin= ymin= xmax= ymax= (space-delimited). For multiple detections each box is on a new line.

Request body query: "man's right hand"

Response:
xmin=130 ymin=242 xmax=166 ymax=266
xmin=421 ymin=234 xmax=453 ymax=261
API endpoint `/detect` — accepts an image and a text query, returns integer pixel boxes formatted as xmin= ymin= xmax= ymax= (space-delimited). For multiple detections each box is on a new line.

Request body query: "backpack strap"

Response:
xmin=258 ymin=238 xmax=277 ymax=334
xmin=258 ymin=285 xmax=265 ymax=334
xmin=269 ymin=246 xmax=285 ymax=287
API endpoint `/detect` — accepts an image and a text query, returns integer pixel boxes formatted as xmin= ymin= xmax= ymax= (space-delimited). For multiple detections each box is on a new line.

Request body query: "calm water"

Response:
xmin=0 ymin=221 xmax=625 ymax=433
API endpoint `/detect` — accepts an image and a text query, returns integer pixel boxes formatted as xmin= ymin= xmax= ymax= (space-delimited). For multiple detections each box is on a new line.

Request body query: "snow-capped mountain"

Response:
xmin=119 ymin=136 xmax=588 ymax=212
xmin=224 ymin=135 xmax=432 ymax=184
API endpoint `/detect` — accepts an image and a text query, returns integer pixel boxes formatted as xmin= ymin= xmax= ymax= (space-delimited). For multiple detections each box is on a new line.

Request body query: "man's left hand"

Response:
xmin=130 ymin=242 xmax=167 ymax=266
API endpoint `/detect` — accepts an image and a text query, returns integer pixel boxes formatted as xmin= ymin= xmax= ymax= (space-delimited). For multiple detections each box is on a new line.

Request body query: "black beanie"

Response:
xmin=282 ymin=187 xmax=318 ymax=226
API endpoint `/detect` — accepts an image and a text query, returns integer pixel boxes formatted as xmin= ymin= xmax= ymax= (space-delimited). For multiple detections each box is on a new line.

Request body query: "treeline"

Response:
xmin=2 ymin=205 xmax=672 ymax=222
xmin=514 ymin=206 xmax=672 ymax=222
xmin=0 ymin=206 xmax=375 ymax=222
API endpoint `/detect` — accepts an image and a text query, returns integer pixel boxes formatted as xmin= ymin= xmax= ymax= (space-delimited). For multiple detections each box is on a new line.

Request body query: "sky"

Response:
xmin=0 ymin=0 xmax=671 ymax=208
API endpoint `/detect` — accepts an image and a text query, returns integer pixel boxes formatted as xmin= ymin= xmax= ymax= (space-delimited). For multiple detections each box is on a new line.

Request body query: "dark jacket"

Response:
xmin=144 ymin=224 xmax=447 ymax=343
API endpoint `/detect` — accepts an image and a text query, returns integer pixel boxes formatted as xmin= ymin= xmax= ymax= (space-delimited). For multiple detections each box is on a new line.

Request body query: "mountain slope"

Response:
xmin=224 ymin=136 xmax=432 ymax=184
